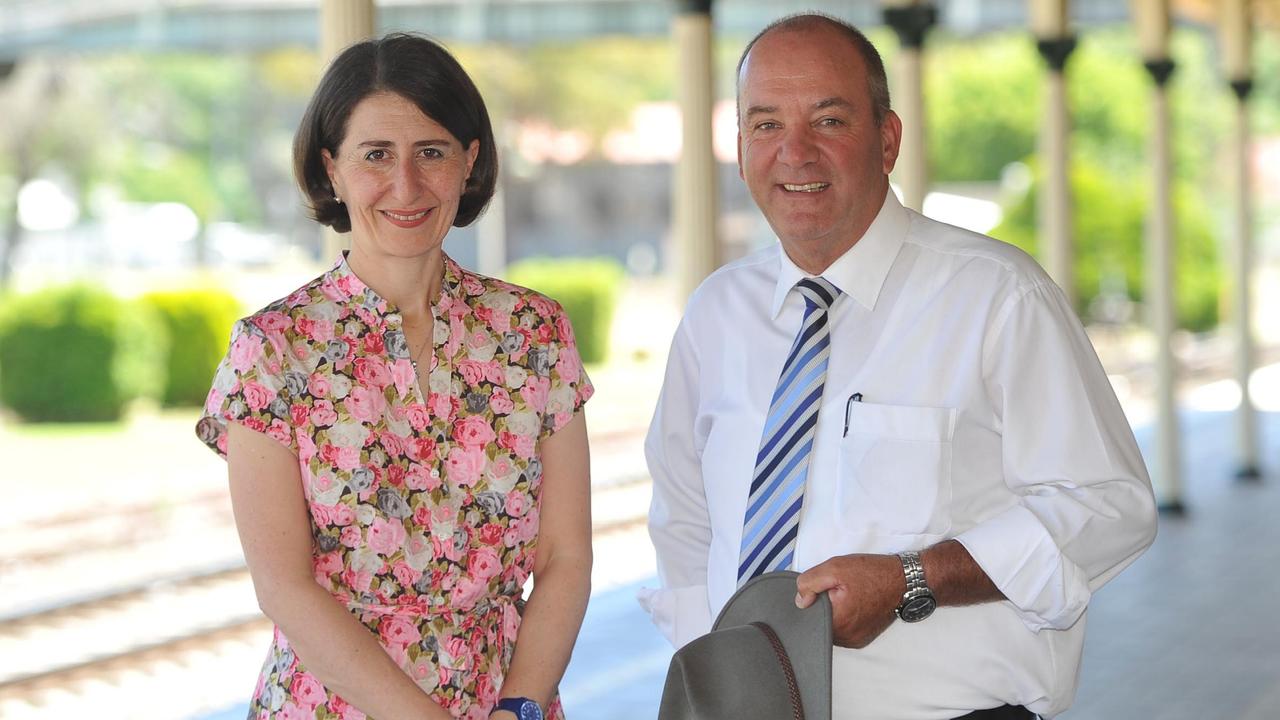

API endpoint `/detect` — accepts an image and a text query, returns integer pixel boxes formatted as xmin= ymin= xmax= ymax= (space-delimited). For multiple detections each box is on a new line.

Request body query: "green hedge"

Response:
xmin=0 ymin=285 xmax=167 ymax=422
xmin=141 ymin=288 xmax=242 ymax=407
xmin=506 ymin=257 xmax=625 ymax=364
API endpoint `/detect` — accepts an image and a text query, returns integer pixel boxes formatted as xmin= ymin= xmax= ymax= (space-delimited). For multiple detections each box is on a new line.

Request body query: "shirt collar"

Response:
xmin=769 ymin=187 xmax=908 ymax=318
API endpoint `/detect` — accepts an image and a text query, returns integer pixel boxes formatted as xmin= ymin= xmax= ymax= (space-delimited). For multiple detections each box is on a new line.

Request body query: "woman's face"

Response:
xmin=322 ymin=92 xmax=479 ymax=260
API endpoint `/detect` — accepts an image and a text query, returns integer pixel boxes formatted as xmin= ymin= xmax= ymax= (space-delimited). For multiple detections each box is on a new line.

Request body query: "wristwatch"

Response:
xmin=895 ymin=550 xmax=937 ymax=623
xmin=493 ymin=697 xmax=544 ymax=720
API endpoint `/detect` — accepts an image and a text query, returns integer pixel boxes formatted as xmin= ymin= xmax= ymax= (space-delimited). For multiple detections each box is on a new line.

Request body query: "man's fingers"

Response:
xmin=794 ymin=563 xmax=842 ymax=607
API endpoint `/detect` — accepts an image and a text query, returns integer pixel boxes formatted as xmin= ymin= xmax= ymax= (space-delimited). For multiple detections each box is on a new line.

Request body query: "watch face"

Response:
xmin=899 ymin=594 xmax=937 ymax=623
xmin=518 ymin=701 xmax=544 ymax=720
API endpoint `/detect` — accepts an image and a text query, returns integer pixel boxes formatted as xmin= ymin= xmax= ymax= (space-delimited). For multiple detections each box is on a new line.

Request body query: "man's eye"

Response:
xmin=755 ymin=121 xmax=780 ymax=131
xmin=819 ymin=117 xmax=843 ymax=127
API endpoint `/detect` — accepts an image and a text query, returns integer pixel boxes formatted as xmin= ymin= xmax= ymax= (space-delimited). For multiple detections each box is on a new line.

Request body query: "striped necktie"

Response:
xmin=738 ymin=276 xmax=841 ymax=584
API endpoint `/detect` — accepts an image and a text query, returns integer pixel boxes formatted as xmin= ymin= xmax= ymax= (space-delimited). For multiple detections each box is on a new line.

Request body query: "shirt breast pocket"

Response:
xmin=837 ymin=401 xmax=957 ymax=538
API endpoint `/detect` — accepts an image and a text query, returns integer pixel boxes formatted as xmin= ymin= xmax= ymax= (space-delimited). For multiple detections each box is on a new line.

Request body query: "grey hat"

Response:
xmin=657 ymin=571 xmax=832 ymax=720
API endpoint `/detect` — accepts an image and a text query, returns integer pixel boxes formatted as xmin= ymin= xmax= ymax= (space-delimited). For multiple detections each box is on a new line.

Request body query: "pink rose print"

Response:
xmin=340 ymin=525 xmax=362 ymax=548
xmin=363 ymin=332 xmax=385 ymax=355
xmin=445 ymin=445 xmax=486 ymax=487
xmin=405 ymin=403 xmax=430 ymax=431
xmin=528 ymin=295 xmax=556 ymax=317
xmin=277 ymin=702 xmax=310 ymax=720
xmin=308 ymin=373 xmax=331 ymax=398
xmin=346 ymin=385 xmax=386 ymax=423
xmin=498 ymin=430 xmax=536 ymax=460
xmin=320 ymin=444 xmax=360 ymax=471
xmin=505 ymin=491 xmax=530 ymax=518
xmin=406 ymin=437 xmax=437 ymax=464
xmin=254 ymin=311 xmax=292 ymax=333
xmin=290 ymin=673 xmax=326 ymax=710
xmin=389 ymin=358 xmax=415 ymax=393
xmin=468 ymin=546 xmax=502 ymax=581
xmin=242 ymin=381 xmax=273 ymax=412
xmin=378 ymin=615 xmax=422 ymax=649
xmin=368 ymin=517 xmax=407 ymax=556
xmin=429 ymin=393 xmax=458 ymax=425
xmin=229 ymin=332 xmax=263 ymax=373
xmin=458 ymin=359 xmax=487 ymax=386
xmin=310 ymin=399 xmax=337 ymax=427
xmin=477 ymin=523 xmax=503 ymax=546
xmin=405 ymin=464 xmax=438 ymax=492
xmin=450 ymin=576 xmax=487 ymax=609
xmin=555 ymin=311 xmax=575 ymax=345
xmin=489 ymin=388 xmax=515 ymax=415
xmin=290 ymin=403 xmax=310 ymax=427
xmin=267 ymin=419 xmax=292 ymax=446
xmin=519 ymin=375 xmax=550 ymax=413
xmin=353 ymin=357 xmax=392 ymax=389
xmin=453 ymin=415 xmax=497 ymax=449
xmin=556 ymin=349 xmax=581 ymax=387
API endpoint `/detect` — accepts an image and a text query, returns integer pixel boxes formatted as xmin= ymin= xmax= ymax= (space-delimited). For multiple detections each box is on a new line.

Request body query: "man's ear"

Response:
xmin=880 ymin=110 xmax=903 ymax=175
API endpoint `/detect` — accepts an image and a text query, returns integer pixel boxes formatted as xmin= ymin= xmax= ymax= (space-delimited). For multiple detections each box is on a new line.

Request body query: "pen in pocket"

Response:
xmin=843 ymin=392 xmax=863 ymax=437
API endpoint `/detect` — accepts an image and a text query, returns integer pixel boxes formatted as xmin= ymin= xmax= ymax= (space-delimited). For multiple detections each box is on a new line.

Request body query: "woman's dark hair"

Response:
xmin=293 ymin=33 xmax=498 ymax=231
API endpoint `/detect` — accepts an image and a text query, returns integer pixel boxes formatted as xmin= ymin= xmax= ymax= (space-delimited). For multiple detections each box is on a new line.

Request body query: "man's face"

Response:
xmin=737 ymin=26 xmax=901 ymax=265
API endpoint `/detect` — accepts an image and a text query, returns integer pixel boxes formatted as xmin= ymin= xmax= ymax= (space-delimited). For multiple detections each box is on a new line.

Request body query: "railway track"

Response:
xmin=0 ymin=472 xmax=654 ymax=717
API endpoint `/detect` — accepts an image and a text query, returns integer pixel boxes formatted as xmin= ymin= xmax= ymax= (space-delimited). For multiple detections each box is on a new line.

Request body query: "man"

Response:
xmin=640 ymin=13 xmax=1158 ymax=720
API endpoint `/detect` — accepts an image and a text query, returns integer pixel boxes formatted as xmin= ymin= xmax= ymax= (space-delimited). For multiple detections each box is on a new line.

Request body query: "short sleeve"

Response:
xmin=539 ymin=303 xmax=594 ymax=439
xmin=195 ymin=318 xmax=298 ymax=458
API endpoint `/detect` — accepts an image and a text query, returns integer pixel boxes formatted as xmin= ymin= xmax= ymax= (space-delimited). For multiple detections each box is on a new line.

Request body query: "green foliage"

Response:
xmin=140 ymin=288 xmax=241 ymax=407
xmin=0 ymin=286 xmax=166 ymax=422
xmin=506 ymin=258 xmax=625 ymax=364
xmin=991 ymin=161 xmax=1221 ymax=331
xmin=924 ymin=33 xmax=1043 ymax=182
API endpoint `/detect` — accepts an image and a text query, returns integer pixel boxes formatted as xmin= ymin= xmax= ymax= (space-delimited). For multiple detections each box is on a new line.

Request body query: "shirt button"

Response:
xmin=431 ymin=469 xmax=440 ymax=478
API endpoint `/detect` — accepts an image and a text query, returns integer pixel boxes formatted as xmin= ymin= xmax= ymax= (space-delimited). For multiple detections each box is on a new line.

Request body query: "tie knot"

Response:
xmin=795 ymin=276 xmax=841 ymax=311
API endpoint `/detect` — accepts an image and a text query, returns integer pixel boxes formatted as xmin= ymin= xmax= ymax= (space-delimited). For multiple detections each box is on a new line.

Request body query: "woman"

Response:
xmin=197 ymin=33 xmax=593 ymax=720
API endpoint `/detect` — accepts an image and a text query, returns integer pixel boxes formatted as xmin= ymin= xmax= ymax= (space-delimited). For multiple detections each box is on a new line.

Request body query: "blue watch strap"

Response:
xmin=494 ymin=697 xmax=543 ymax=720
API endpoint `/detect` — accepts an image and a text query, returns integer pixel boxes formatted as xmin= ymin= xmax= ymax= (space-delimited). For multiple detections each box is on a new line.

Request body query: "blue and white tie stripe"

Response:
xmin=738 ymin=276 xmax=841 ymax=585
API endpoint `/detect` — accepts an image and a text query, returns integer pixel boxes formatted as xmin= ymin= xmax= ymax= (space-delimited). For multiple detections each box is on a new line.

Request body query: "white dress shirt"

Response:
xmin=640 ymin=190 xmax=1158 ymax=719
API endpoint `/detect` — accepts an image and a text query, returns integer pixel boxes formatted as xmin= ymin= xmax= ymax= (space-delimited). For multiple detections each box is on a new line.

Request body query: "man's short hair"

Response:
xmin=293 ymin=32 xmax=498 ymax=232
xmin=736 ymin=13 xmax=892 ymax=126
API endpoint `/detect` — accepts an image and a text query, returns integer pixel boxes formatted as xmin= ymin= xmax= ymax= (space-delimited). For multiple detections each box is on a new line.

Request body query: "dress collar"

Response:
xmin=324 ymin=251 xmax=467 ymax=319
xmin=769 ymin=187 xmax=909 ymax=318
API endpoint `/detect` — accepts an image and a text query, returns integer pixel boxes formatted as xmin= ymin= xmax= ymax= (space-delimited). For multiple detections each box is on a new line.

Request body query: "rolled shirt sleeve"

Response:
xmin=957 ymin=282 xmax=1158 ymax=632
xmin=642 ymin=319 xmax=716 ymax=648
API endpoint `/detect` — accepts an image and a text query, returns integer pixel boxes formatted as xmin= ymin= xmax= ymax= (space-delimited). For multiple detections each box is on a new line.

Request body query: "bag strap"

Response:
xmin=750 ymin=621 xmax=804 ymax=720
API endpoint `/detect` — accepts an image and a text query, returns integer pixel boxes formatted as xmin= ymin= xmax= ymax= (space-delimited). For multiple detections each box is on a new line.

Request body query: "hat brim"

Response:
xmin=712 ymin=571 xmax=832 ymax=720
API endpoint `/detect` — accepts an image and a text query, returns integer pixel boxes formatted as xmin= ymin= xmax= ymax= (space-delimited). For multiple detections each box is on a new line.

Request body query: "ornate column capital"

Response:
xmin=675 ymin=0 xmax=712 ymax=14
xmin=1036 ymin=36 xmax=1078 ymax=72
xmin=1230 ymin=78 xmax=1253 ymax=101
xmin=883 ymin=4 xmax=938 ymax=50
xmin=1143 ymin=59 xmax=1176 ymax=87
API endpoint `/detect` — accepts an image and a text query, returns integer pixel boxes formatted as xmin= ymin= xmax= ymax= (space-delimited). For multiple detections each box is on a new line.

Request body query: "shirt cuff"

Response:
xmin=954 ymin=503 xmax=1092 ymax=632
xmin=636 ymin=584 xmax=712 ymax=649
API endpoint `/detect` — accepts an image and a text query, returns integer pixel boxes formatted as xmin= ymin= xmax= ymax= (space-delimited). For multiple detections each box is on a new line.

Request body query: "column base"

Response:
xmin=1157 ymin=500 xmax=1187 ymax=516
xmin=1234 ymin=465 xmax=1263 ymax=482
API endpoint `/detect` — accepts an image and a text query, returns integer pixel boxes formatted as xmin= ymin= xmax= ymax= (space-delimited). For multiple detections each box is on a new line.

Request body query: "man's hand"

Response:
xmin=794 ymin=553 xmax=905 ymax=649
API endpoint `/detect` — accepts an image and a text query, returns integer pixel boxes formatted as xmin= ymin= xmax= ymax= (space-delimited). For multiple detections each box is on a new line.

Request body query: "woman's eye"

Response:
xmin=420 ymin=148 xmax=444 ymax=159
xmin=364 ymin=149 xmax=388 ymax=161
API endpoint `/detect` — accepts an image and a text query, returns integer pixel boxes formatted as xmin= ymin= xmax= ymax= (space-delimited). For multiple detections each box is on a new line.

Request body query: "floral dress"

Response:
xmin=197 ymin=253 xmax=593 ymax=720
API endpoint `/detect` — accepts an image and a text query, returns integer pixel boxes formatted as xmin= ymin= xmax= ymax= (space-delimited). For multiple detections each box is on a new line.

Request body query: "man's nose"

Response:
xmin=777 ymin=126 xmax=819 ymax=167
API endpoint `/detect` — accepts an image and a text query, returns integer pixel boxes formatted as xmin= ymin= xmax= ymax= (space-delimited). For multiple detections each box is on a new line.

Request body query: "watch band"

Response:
xmin=896 ymin=550 xmax=937 ymax=622
xmin=493 ymin=697 xmax=544 ymax=720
